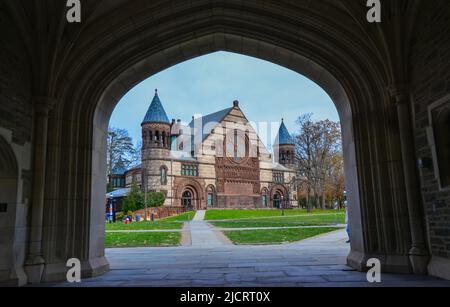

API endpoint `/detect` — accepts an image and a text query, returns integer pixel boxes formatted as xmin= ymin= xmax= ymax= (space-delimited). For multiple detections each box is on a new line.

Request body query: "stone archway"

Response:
xmin=270 ymin=185 xmax=289 ymax=209
xmin=174 ymin=178 xmax=205 ymax=210
xmin=3 ymin=1 xmax=436 ymax=283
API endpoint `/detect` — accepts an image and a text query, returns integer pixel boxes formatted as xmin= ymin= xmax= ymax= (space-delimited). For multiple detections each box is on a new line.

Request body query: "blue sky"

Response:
xmin=110 ymin=51 xmax=338 ymax=149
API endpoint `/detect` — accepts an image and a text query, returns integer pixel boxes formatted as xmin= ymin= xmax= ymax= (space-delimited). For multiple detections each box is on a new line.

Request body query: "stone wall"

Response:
xmin=0 ymin=2 xmax=32 ymax=145
xmin=410 ymin=1 xmax=450 ymax=275
xmin=0 ymin=2 xmax=32 ymax=286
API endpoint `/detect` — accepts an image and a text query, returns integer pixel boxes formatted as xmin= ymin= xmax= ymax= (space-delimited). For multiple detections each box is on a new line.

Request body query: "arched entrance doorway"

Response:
xmin=174 ymin=178 xmax=205 ymax=211
xmin=273 ymin=192 xmax=282 ymax=209
xmin=182 ymin=190 xmax=193 ymax=210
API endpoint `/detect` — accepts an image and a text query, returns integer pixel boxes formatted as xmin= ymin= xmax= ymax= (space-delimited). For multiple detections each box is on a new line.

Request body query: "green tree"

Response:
xmin=146 ymin=192 xmax=166 ymax=208
xmin=122 ymin=180 xmax=143 ymax=213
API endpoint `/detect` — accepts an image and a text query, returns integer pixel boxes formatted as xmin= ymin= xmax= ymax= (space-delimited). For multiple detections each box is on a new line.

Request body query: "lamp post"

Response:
xmin=280 ymin=195 xmax=285 ymax=216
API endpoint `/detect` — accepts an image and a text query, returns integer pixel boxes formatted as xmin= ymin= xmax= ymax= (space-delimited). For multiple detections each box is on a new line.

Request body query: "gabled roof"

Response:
xmin=274 ymin=121 xmax=295 ymax=146
xmin=272 ymin=163 xmax=290 ymax=171
xmin=189 ymin=107 xmax=233 ymax=142
xmin=142 ymin=90 xmax=170 ymax=124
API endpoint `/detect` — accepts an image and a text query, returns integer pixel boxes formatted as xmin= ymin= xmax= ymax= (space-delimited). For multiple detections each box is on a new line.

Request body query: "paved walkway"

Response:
xmin=188 ymin=210 xmax=231 ymax=247
xmin=51 ymin=229 xmax=450 ymax=287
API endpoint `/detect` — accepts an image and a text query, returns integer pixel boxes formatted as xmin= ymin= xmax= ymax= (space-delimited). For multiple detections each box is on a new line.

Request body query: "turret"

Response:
xmin=141 ymin=89 xmax=171 ymax=155
xmin=273 ymin=119 xmax=295 ymax=168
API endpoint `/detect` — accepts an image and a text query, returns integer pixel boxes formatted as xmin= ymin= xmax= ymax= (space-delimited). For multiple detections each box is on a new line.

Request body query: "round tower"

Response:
xmin=141 ymin=90 xmax=172 ymax=202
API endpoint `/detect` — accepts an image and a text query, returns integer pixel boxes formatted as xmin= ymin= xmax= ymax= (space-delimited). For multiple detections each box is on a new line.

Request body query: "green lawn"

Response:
xmin=106 ymin=221 xmax=183 ymax=231
xmin=105 ymin=232 xmax=181 ymax=248
xmin=105 ymin=212 xmax=194 ymax=231
xmin=205 ymin=209 xmax=343 ymax=220
xmin=224 ymin=227 xmax=342 ymax=245
xmin=162 ymin=211 xmax=196 ymax=222
xmin=211 ymin=213 xmax=345 ymax=228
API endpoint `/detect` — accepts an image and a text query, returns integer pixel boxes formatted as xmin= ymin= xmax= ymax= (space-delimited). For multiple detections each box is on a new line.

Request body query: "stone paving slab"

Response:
xmin=46 ymin=230 xmax=450 ymax=287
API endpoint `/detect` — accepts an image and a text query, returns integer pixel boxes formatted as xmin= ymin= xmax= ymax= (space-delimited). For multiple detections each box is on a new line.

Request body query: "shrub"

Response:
xmin=116 ymin=212 xmax=124 ymax=221
xmin=147 ymin=192 xmax=166 ymax=207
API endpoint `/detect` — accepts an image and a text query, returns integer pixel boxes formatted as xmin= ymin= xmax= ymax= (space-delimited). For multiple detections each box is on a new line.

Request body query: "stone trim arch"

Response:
xmin=269 ymin=184 xmax=289 ymax=201
xmin=174 ymin=178 xmax=205 ymax=210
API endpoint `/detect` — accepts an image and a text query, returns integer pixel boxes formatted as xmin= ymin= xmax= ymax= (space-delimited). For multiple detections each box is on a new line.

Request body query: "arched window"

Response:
xmin=142 ymin=131 xmax=147 ymax=146
xmin=162 ymin=131 xmax=166 ymax=147
xmin=206 ymin=185 xmax=216 ymax=207
xmin=160 ymin=166 xmax=168 ymax=185
xmin=261 ymin=188 xmax=269 ymax=208
xmin=273 ymin=192 xmax=283 ymax=209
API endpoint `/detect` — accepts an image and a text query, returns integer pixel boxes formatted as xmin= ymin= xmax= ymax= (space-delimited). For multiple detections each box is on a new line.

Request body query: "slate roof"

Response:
xmin=274 ymin=121 xmax=295 ymax=146
xmin=112 ymin=158 xmax=128 ymax=175
xmin=142 ymin=90 xmax=170 ymax=124
xmin=170 ymin=150 xmax=197 ymax=162
xmin=106 ymin=188 xmax=131 ymax=199
xmin=188 ymin=107 xmax=233 ymax=142
xmin=272 ymin=163 xmax=290 ymax=171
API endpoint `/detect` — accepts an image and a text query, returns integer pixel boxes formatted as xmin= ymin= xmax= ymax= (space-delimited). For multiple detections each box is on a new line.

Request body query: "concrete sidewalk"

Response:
xmin=189 ymin=210 xmax=231 ymax=247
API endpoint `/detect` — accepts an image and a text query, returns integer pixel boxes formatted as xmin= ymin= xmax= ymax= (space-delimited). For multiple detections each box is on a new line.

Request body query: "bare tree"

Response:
xmin=293 ymin=114 xmax=342 ymax=210
xmin=107 ymin=127 xmax=136 ymax=176
xmin=130 ymin=140 xmax=142 ymax=168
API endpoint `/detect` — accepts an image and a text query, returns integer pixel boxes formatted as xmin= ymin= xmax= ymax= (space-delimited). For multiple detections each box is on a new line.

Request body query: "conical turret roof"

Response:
xmin=274 ymin=120 xmax=295 ymax=146
xmin=142 ymin=89 xmax=170 ymax=124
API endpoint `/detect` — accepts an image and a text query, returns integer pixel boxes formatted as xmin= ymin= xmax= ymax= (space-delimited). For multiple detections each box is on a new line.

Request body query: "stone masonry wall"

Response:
xmin=0 ymin=2 xmax=32 ymax=145
xmin=410 ymin=1 xmax=450 ymax=260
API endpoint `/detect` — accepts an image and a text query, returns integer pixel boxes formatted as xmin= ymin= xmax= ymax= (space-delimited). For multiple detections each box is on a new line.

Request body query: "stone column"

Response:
xmin=390 ymin=85 xmax=429 ymax=275
xmin=24 ymin=97 xmax=56 ymax=284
